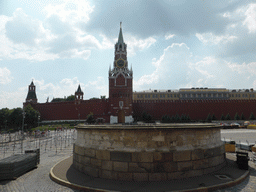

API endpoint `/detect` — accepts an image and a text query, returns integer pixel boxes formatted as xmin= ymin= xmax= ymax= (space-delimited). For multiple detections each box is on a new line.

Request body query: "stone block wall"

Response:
xmin=73 ymin=124 xmax=226 ymax=181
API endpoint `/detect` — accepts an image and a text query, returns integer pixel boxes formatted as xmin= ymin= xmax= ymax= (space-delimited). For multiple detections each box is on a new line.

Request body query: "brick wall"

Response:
xmin=133 ymin=99 xmax=256 ymax=120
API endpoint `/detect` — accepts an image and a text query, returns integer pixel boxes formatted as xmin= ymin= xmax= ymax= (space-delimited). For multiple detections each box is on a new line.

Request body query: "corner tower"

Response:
xmin=25 ymin=81 xmax=38 ymax=103
xmin=75 ymin=84 xmax=83 ymax=104
xmin=109 ymin=23 xmax=133 ymax=123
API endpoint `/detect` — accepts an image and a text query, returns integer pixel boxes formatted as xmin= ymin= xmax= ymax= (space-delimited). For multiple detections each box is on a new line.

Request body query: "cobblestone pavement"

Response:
xmin=0 ymin=129 xmax=255 ymax=192
xmin=0 ymin=130 xmax=79 ymax=192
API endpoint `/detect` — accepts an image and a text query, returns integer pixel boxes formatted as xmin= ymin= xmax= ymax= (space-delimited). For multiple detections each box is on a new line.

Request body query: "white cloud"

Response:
xmin=135 ymin=41 xmax=256 ymax=91
xmin=44 ymin=0 xmax=94 ymax=25
xmin=0 ymin=67 xmax=13 ymax=84
xmin=31 ymin=76 xmax=107 ymax=103
xmin=5 ymin=8 xmax=45 ymax=46
xmin=126 ymin=35 xmax=156 ymax=57
xmin=196 ymin=33 xmax=237 ymax=45
xmin=165 ymin=33 xmax=175 ymax=40
xmin=134 ymin=43 xmax=191 ymax=90
xmin=243 ymin=4 xmax=256 ymax=33
xmin=0 ymin=85 xmax=27 ymax=108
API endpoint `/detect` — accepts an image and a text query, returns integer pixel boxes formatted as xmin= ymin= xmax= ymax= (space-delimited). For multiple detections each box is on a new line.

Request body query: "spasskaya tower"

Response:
xmin=109 ymin=23 xmax=133 ymax=123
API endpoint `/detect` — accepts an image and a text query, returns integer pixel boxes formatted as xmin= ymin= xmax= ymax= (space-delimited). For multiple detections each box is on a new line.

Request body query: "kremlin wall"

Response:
xmin=24 ymin=24 xmax=256 ymax=123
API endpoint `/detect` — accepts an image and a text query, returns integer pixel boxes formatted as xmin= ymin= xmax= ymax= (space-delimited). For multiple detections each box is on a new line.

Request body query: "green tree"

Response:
xmin=181 ymin=114 xmax=186 ymax=122
xmin=90 ymin=97 xmax=99 ymax=100
xmin=51 ymin=98 xmax=65 ymax=102
xmin=100 ymin=95 xmax=106 ymax=99
xmin=8 ymin=108 xmax=23 ymax=130
xmin=86 ymin=112 xmax=95 ymax=124
xmin=220 ymin=114 xmax=225 ymax=120
xmin=142 ymin=111 xmax=152 ymax=122
xmin=66 ymin=95 xmax=75 ymax=101
xmin=212 ymin=114 xmax=217 ymax=120
xmin=171 ymin=115 xmax=176 ymax=123
xmin=206 ymin=113 xmax=212 ymax=122
xmin=234 ymin=112 xmax=240 ymax=120
xmin=161 ymin=115 xmax=170 ymax=123
xmin=241 ymin=113 xmax=245 ymax=120
xmin=186 ymin=115 xmax=191 ymax=122
xmin=24 ymin=104 xmax=40 ymax=129
xmin=0 ymin=108 xmax=10 ymax=130
xmin=175 ymin=114 xmax=180 ymax=123
xmin=225 ymin=113 xmax=231 ymax=120
xmin=249 ymin=112 xmax=255 ymax=120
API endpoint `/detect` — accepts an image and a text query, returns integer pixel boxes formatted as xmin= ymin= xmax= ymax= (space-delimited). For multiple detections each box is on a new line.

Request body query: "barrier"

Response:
xmin=0 ymin=153 xmax=38 ymax=180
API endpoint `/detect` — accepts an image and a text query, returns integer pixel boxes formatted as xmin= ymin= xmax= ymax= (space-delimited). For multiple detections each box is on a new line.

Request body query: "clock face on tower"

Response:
xmin=116 ymin=58 xmax=125 ymax=68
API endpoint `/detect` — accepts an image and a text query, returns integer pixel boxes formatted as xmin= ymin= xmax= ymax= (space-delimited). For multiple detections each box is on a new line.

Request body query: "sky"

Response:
xmin=0 ymin=0 xmax=256 ymax=109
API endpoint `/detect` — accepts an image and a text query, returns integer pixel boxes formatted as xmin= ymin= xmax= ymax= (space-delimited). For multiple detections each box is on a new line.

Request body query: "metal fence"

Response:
xmin=0 ymin=129 xmax=77 ymax=160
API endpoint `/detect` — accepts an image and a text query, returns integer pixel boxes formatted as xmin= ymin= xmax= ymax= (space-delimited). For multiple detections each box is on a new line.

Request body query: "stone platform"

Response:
xmin=73 ymin=124 xmax=226 ymax=181
xmin=50 ymin=153 xmax=249 ymax=192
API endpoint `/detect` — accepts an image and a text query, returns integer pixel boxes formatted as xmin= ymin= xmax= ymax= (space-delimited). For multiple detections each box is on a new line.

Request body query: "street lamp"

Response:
xmin=38 ymin=115 xmax=40 ymax=127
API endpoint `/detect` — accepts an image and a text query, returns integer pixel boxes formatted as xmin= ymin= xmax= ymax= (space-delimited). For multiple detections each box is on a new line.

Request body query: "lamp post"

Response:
xmin=21 ymin=109 xmax=26 ymax=154
xmin=38 ymin=115 xmax=40 ymax=127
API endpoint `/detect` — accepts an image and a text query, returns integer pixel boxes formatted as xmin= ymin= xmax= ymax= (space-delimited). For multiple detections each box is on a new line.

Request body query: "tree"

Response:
xmin=220 ymin=114 xmax=225 ymax=120
xmin=186 ymin=115 xmax=191 ymax=122
xmin=0 ymin=108 xmax=10 ymax=130
xmin=241 ymin=113 xmax=245 ymax=120
xmin=86 ymin=112 xmax=95 ymax=124
xmin=66 ymin=95 xmax=75 ymax=101
xmin=51 ymin=98 xmax=65 ymax=102
xmin=181 ymin=114 xmax=186 ymax=122
xmin=212 ymin=114 xmax=217 ymax=121
xmin=206 ymin=113 xmax=212 ymax=122
xmin=234 ymin=112 xmax=240 ymax=120
xmin=249 ymin=112 xmax=255 ymax=120
xmin=7 ymin=108 xmax=23 ymax=130
xmin=175 ymin=114 xmax=180 ymax=123
xmin=225 ymin=113 xmax=231 ymax=120
xmin=161 ymin=115 xmax=170 ymax=123
xmin=171 ymin=115 xmax=176 ymax=123
xmin=142 ymin=111 xmax=152 ymax=123
xmin=24 ymin=104 xmax=40 ymax=129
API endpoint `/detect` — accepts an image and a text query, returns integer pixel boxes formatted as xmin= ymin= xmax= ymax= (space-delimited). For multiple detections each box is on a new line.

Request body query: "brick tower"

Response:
xmin=75 ymin=84 xmax=83 ymax=104
xmin=109 ymin=23 xmax=133 ymax=123
xmin=25 ymin=81 xmax=38 ymax=103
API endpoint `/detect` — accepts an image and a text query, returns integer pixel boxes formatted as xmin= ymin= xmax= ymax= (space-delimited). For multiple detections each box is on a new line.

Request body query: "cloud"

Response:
xmin=126 ymin=35 xmax=156 ymax=57
xmin=0 ymin=67 xmax=13 ymax=84
xmin=0 ymin=87 xmax=27 ymax=109
xmin=5 ymin=8 xmax=45 ymax=46
xmin=134 ymin=43 xmax=191 ymax=90
xmin=165 ymin=33 xmax=175 ymax=40
xmin=134 ymin=43 xmax=256 ymax=91
xmin=243 ymin=3 xmax=256 ymax=33
xmin=85 ymin=0 xmax=250 ymax=38
xmin=31 ymin=76 xmax=107 ymax=103
xmin=195 ymin=33 xmax=237 ymax=45
xmin=195 ymin=3 xmax=256 ymax=62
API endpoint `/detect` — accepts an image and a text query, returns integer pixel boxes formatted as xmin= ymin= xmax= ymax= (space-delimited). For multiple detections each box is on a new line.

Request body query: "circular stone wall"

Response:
xmin=73 ymin=124 xmax=226 ymax=181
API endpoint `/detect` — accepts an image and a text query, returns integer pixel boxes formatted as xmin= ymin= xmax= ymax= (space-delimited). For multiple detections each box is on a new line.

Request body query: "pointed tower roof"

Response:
xmin=76 ymin=84 xmax=83 ymax=93
xmin=30 ymin=80 xmax=34 ymax=86
xmin=118 ymin=22 xmax=124 ymax=44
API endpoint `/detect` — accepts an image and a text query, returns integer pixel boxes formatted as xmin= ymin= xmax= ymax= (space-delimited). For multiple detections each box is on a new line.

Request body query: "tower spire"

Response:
xmin=118 ymin=21 xmax=124 ymax=44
